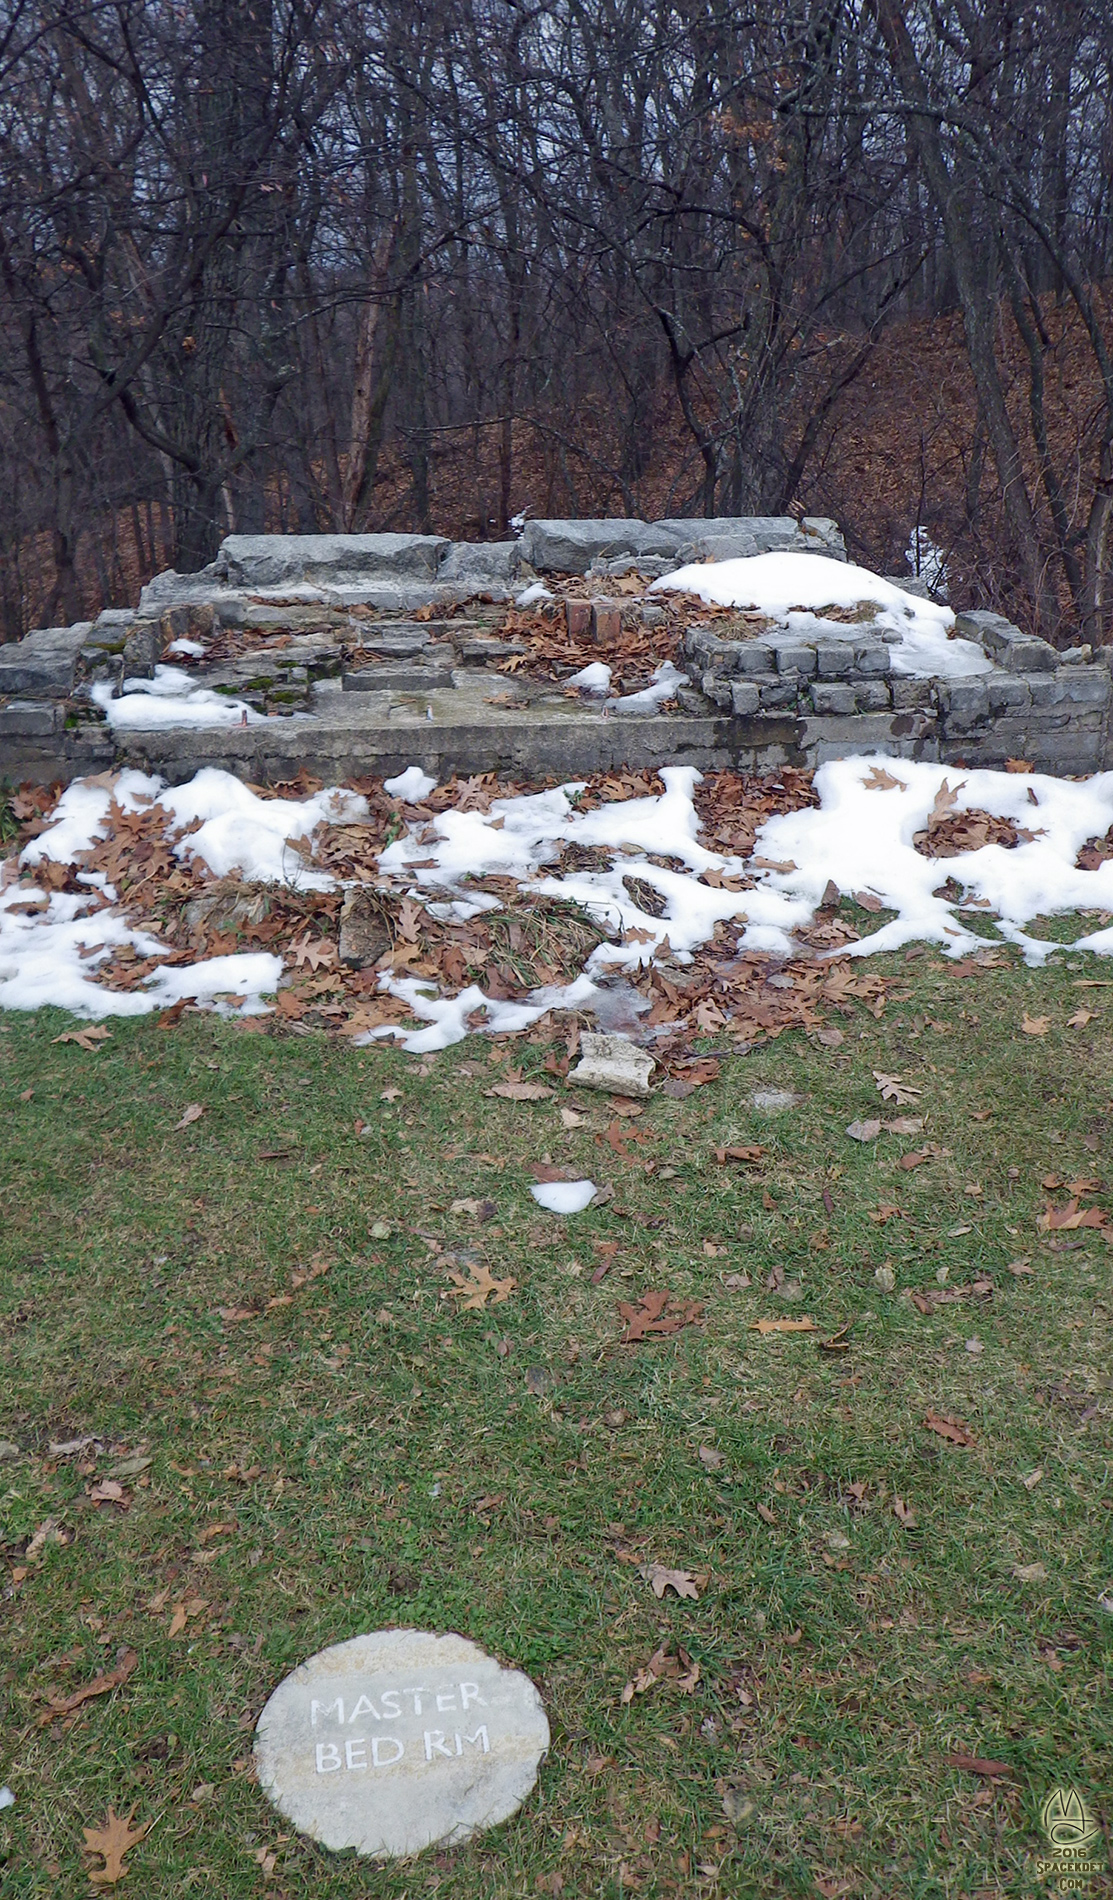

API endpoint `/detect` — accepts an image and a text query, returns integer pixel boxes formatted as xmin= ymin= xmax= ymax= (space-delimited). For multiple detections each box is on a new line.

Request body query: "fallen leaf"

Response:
xmin=892 ymin=1496 xmax=917 ymax=1527
xmin=83 ymin=1807 xmax=148 ymax=1886
xmin=965 ymin=1336 xmax=984 ymax=1355
xmin=845 ymin=1119 xmax=881 ymax=1142
xmin=173 ymin=1103 xmax=205 ymax=1130
xmin=641 ymin=1563 xmax=700 ymax=1601
xmin=485 ymin=1081 xmax=554 ymax=1101
xmin=924 ymin=1410 xmax=976 ymax=1447
xmin=713 ymin=1143 xmax=766 ymax=1165
xmin=87 ymin=1480 xmax=128 ymax=1507
xmin=1012 ymin=1561 xmax=1048 ymax=1582
xmin=755 ymin=1502 xmax=778 ymax=1526
xmin=446 ymin=1262 xmax=516 ymax=1310
xmin=873 ymin=1070 xmax=921 ymax=1105
xmin=621 ymin=1642 xmax=700 ymax=1702
xmin=815 ymin=1026 xmax=844 ymax=1047
xmin=1006 ymin=1256 xmax=1033 ymax=1276
xmin=51 ymin=1026 xmax=112 ymax=1052
xmin=862 ymin=765 xmax=907 ymax=791
xmin=1021 ymin=1014 xmax=1049 ymax=1036
xmin=748 ymin=1316 xmax=818 ymax=1335
xmin=617 ymin=1289 xmax=704 ymax=1342
xmin=944 ymin=1753 xmax=1014 ymax=1778
xmin=1067 ymin=1007 xmax=1095 ymax=1028
xmin=698 ymin=1445 xmax=725 ymax=1469
xmin=560 ymin=1106 xmax=586 ymax=1128
xmin=39 ymin=1650 xmax=137 ymax=1725
xmin=886 ymin=1115 xmax=925 ymax=1135
xmin=1038 ymin=1196 xmax=1108 ymax=1232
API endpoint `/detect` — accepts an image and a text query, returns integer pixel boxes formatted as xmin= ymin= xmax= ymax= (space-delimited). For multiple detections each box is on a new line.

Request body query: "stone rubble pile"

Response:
xmin=0 ymin=516 xmax=1109 ymax=786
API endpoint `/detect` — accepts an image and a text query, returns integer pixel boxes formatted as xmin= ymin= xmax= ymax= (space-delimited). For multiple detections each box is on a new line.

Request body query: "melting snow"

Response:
xmin=530 ymin=1180 xmax=597 ymax=1213
xmin=91 ymin=665 xmax=265 ymax=728
xmin=652 ymin=550 xmax=990 ymax=679
xmin=3 ymin=755 xmax=1113 ymax=1035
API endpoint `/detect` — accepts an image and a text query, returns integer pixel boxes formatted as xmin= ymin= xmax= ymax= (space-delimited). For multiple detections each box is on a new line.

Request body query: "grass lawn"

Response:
xmin=0 ymin=946 xmax=1110 ymax=1897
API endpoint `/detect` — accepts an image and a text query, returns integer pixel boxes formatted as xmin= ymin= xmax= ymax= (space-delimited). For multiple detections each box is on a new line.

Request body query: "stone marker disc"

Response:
xmin=255 ymin=1629 xmax=549 ymax=1859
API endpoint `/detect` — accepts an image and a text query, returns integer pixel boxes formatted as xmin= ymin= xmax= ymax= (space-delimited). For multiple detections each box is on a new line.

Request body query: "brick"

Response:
xmin=590 ymin=601 xmax=622 ymax=644
xmin=1053 ymin=666 xmax=1110 ymax=707
xmin=565 ymin=600 xmax=592 ymax=640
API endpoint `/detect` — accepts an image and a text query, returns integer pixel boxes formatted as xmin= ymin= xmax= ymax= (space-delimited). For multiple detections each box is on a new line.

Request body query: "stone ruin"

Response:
xmin=1 ymin=513 xmax=1109 ymax=786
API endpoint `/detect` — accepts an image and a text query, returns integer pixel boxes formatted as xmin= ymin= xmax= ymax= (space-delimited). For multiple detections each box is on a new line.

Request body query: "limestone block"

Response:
xmin=854 ymin=680 xmax=892 ymax=711
xmin=517 ymin=519 xmax=682 ymax=573
xmin=217 ymin=534 xmax=451 ymax=588
xmin=437 ymin=540 xmax=518 ymax=583
xmin=770 ymin=640 xmax=817 ymax=678
xmin=814 ymin=643 xmax=856 ymax=678
xmin=891 ymin=677 xmax=934 ymax=709
xmin=689 ymin=532 xmax=759 ymax=561
xmin=800 ymin=517 xmax=848 ymax=559
xmin=854 ymin=641 xmax=892 ymax=677
xmin=757 ymin=677 xmax=797 ymax=709
xmin=953 ymin=610 xmax=1057 ymax=672
xmin=811 ymin=682 xmax=858 ymax=715
xmin=569 ymin=1032 xmax=655 ymax=1097
xmin=987 ymin=674 xmax=1032 ymax=714
xmin=0 ymin=700 xmax=59 ymax=735
xmin=730 ymin=680 xmax=760 ymax=715
xmin=0 ymin=624 xmax=91 ymax=697
xmin=729 ymin=642 xmax=774 ymax=676
xmin=702 ymin=672 xmax=733 ymax=709
xmin=1052 ymin=665 xmax=1110 ymax=707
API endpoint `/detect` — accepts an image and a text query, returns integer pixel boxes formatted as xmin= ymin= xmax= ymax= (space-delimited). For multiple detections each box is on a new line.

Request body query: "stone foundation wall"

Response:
xmin=0 ymin=520 xmax=1109 ymax=785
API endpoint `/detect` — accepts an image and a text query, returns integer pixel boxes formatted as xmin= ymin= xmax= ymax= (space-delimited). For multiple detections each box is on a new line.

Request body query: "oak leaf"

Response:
xmin=640 ymin=1563 xmax=700 ymax=1601
xmin=173 ymin=1102 xmax=204 ymax=1130
xmin=862 ymin=766 xmax=907 ymax=791
xmin=446 ymin=1261 xmax=516 ymax=1310
xmin=290 ymin=935 xmax=337 ymax=971
xmin=872 ymin=1070 xmax=921 ymax=1105
xmin=83 ymin=1808 xmax=149 ymax=1886
xmin=1021 ymin=1014 xmax=1049 ymax=1036
xmin=617 ymin=1289 xmax=703 ymax=1342
xmin=51 ymin=1025 xmax=112 ymax=1052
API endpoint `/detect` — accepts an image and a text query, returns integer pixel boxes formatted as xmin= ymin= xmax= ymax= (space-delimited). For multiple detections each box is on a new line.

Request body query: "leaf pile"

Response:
xmin=913 ymin=779 xmax=1041 ymax=858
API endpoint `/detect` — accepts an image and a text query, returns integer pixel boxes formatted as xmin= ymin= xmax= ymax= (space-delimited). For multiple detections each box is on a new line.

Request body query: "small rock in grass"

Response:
xmin=569 ymin=1033 xmax=654 ymax=1099
xmin=751 ymin=1089 xmax=799 ymax=1113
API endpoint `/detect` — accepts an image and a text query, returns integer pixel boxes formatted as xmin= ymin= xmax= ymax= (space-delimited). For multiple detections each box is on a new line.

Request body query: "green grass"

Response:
xmin=0 ymin=947 xmax=1111 ymax=1897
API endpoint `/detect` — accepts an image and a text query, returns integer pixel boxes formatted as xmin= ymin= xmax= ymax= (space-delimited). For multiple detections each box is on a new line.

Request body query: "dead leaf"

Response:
xmin=83 ymin=1807 xmax=149 ymax=1886
xmin=39 ymin=1650 xmax=137 ymax=1725
xmin=755 ymin=1502 xmax=778 ymax=1526
xmin=560 ymin=1106 xmax=586 ymax=1128
xmin=289 ymin=934 xmax=336 ymax=971
xmin=924 ymin=1410 xmax=976 ymax=1447
xmin=1021 ymin=1467 xmax=1043 ymax=1489
xmin=873 ymin=1070 xmax=921 ymax=1105
xmin=713 ymin=1143 xmax=766 ymax=1165
xmin=641 ymin=1563 xmax=700 ymax=1602
xmin=748 ymin=1316 xmax=818 ymax=1335
xmin=862 ymin=766 xmax=907 ymax=791
xmin=1021 ymin=1014 xmax=1050 ymax=1037
xmin=1038 ymin=1196 xmax=1108 ymax=1232
xmin=51 ymin=1025 xmax=112 ymax=1052
xmin=621 ymin=1642 xmax=700 ymax=1702
xmin=617 ymin=1289 xmax=703 ymax=1341
xmin=845 ymin=1119 xmax=881 ymax=1142
xmin=698 ymin=1445 xmax=725 ymax=1469
xmin=87 ymin=1480 xmax=128 ymax=1508
xmin=173 ymin=1102 xmax=205 ymax=1130
xmin=892 ymin=1496 xmax=917 ymax=1527
xmin=446 ymin=1261 xmax=516 ymax=1310
xmin=1067 ymin=1007 xmax=1095 ymax=1028
xmin=1006 ymin=1256 xmax=1033 ymax=1276
xmin=944 ymin=1753 xmax=1014 ymax=1778
xmin=1012 ymin=1561 xmax=1048 ymax=1582
xmin=485 ymin=1081 xmax=553 ymax=1101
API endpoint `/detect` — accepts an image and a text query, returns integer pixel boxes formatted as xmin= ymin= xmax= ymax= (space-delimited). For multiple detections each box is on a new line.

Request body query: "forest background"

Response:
xmin=1 ymin=0 xmax=1112 ymax=648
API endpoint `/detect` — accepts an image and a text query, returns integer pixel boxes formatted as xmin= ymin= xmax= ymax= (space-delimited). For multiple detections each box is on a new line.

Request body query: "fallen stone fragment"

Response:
xmin=569 ymin=1033 xmax=654 ymax=1098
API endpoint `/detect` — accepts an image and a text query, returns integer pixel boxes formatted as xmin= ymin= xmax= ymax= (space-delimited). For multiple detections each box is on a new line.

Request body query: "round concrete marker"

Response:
xmin=255 ymin=1629 xmax=549 ymax=1858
